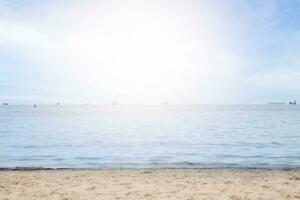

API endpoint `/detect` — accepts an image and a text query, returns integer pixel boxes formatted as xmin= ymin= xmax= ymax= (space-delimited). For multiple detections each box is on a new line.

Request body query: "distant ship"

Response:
xmin=33 ymin=104 xmax=37 ymax=108
xmin=289 ymin=100 xmax=297 ymax=105
xmin=2 ymin=102 xmax=8 ymax=106
xmin=268 ymin=102 xmax=285 ymax=105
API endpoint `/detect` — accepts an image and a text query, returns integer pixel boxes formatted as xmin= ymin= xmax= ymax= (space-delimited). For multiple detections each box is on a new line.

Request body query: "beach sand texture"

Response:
xmin=1 ymin=169 xmax=300 ymax=200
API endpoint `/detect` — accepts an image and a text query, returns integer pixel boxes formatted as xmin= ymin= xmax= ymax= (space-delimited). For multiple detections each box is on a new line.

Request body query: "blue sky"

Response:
xmin=1 ymin=0 xmax=300 ymax=104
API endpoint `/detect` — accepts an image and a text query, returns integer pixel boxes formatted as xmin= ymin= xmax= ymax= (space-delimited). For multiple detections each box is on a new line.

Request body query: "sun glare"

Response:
xmin=51 ymin=1 xmax=228 ymax=103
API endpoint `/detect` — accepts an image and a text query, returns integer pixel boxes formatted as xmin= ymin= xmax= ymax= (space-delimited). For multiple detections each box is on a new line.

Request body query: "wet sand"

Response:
xmin=1 ymin=169 xmax=300 ymax=200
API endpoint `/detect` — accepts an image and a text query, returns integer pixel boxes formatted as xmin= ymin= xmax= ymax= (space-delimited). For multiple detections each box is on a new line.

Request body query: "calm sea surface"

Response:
xmin=1 ymin=105 xmax=300 ymax=169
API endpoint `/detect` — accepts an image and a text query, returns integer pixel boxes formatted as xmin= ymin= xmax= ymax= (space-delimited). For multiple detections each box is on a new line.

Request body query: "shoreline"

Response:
xmin=1 ymin=166 xmax=300 ymax=171
xmin=1 ymin=168 xmax=300 ymax=199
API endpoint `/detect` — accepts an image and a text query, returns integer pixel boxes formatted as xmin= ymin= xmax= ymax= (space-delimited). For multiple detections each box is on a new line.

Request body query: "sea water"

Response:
xmin=1 ymin=105 xmax=300 ymax=169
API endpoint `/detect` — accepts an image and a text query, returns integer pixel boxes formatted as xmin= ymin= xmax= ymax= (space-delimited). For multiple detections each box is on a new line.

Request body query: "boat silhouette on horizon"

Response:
xmin=289 ymin=100 xmax=296 ymax=105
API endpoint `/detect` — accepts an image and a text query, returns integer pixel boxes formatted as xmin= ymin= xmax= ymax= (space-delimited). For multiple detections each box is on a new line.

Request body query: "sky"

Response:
xmin=1 ymin=0 xmax=300 ymax=104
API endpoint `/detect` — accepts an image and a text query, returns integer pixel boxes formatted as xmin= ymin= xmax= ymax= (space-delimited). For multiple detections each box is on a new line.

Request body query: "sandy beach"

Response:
xmin=1 ymin=169 xmax=300 ymax=200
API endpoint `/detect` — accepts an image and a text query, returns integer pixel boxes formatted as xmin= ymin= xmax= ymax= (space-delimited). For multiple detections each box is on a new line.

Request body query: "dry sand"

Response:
xmin=1 ymin=169 xmax=300 ymax=200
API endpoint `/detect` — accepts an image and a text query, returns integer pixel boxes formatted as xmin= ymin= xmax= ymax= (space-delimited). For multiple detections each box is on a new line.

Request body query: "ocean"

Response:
xmin=1 ymin=105 xmax=300 ymax=169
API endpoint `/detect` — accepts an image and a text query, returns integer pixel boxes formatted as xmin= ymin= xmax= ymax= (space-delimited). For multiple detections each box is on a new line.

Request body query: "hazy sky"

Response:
xmin=1 ymin=0 xmax=300 ymax=104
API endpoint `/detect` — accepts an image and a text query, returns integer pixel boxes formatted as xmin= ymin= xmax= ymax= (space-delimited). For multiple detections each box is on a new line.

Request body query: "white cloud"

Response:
xmin=0 ymin=21 xmax=54 ymax=48
xmin=246 ymin=65 xmax=300 ymax=91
